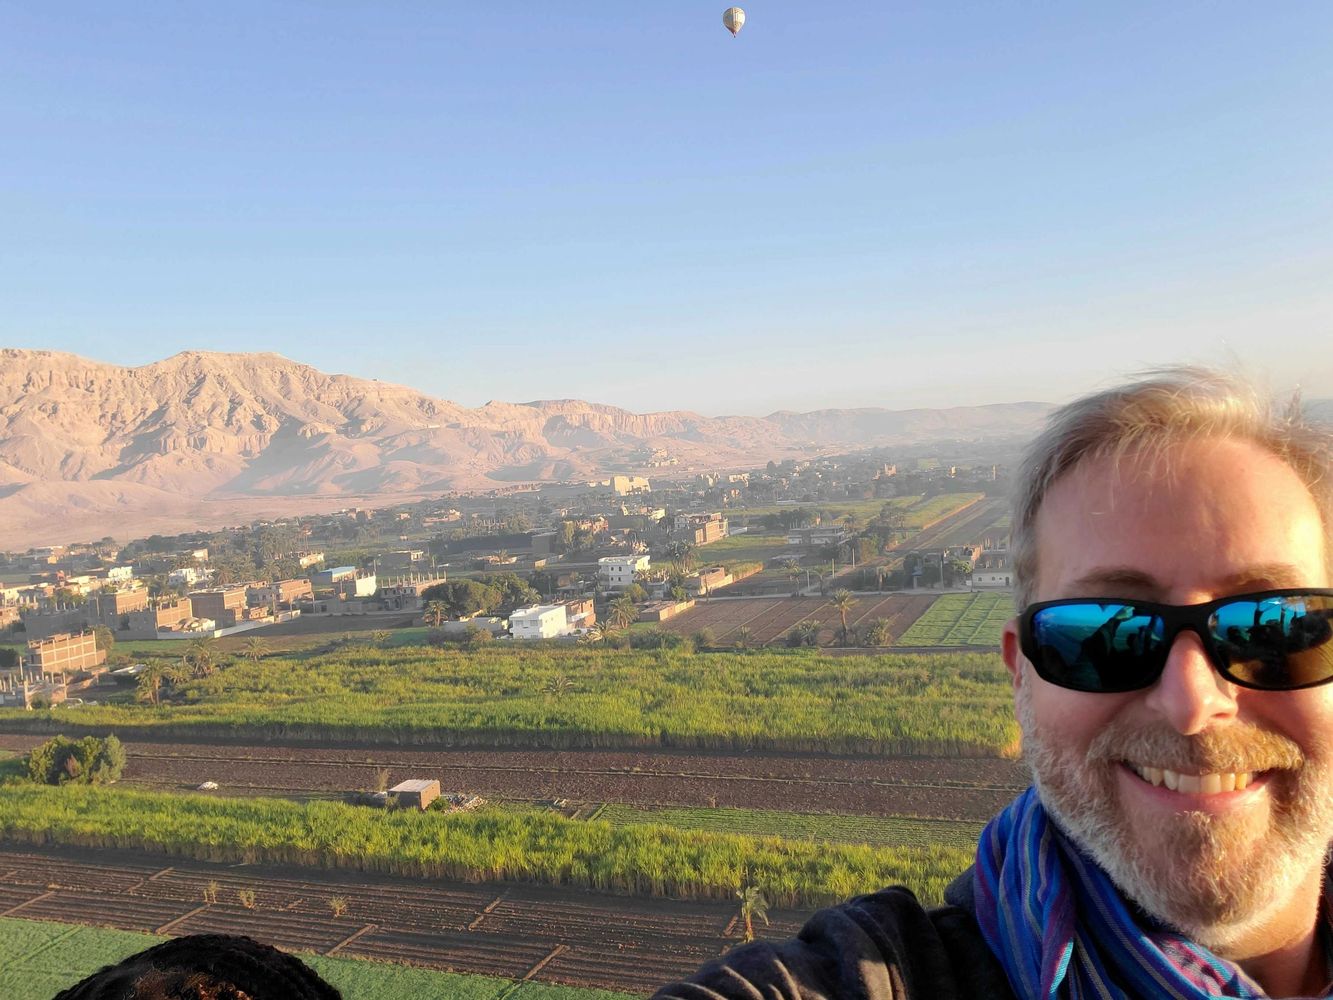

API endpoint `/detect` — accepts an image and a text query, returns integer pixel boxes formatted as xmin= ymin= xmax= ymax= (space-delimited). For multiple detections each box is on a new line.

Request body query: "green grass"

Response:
xmin=0 ymin=750 xmax=25 ymax=784
xmin=0 ymin=784 xmax=974 ymax=908
xmin=900 ymin=493 xmax=985 ymax=529
xmin=597 ymin=804 xmax=985 ymax=851
xmin=0 ymin=916 xmax=633 ymax=1000
xmin=895 ymin=592 xmax=1013 ymax=647
xmin=0 ymin=646 xmax=1017 ymax=756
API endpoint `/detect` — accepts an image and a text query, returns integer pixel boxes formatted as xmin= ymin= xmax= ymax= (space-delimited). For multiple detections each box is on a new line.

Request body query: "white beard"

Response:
xmin=1016 ymin=679 xmax=1333 ymax=951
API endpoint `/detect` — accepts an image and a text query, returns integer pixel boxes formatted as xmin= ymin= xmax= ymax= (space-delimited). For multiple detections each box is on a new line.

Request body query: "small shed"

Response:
xmin=389 ymin=778 xmax=441 ymax=811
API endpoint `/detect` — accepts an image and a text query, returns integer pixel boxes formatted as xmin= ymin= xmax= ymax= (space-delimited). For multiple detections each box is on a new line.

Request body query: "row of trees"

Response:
xmin=420 ymin=573 xmax=541 ymax=625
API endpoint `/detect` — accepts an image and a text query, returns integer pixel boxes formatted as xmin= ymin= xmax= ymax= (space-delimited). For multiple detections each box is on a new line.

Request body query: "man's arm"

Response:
xmin=652 ymin=887 xmax=1011 ymax=1000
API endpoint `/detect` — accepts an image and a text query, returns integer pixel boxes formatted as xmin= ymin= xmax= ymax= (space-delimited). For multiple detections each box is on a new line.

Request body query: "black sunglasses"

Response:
xmin=1019 ymin=589 xmax=1333 ymax=693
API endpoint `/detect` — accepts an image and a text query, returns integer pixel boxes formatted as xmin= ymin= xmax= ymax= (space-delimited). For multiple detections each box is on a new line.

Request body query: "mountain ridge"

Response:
xmin=0 ymin=349 xmax=1052 ymax=545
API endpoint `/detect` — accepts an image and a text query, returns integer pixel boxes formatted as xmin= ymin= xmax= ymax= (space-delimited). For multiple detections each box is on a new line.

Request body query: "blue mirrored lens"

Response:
xmin=1211 ymin=594 xmax=1333 ymax=687
xmin=1032 ymin=603 xmax=1164 ymax=690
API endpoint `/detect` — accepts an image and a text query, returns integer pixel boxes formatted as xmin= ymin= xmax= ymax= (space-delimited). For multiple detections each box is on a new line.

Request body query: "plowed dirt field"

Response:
xmin=0 ymin=736 xmax=1027 ymax=821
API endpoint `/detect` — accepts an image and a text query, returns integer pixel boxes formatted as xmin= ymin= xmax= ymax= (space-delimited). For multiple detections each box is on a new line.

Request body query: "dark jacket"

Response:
xmin=652 ymin=871 xmax=1016 ymax=1000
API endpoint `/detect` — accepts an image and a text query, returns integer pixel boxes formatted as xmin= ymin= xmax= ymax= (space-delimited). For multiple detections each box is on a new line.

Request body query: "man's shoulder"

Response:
xmin=652 ymin=875 xmax=1014 ymax=1000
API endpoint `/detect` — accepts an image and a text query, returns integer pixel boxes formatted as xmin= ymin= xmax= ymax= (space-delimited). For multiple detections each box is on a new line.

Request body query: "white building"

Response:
xmin=509 ymin=604 xmax=570 ymax=640
xmin=598 ymin=554 xmax=650 ymax=591
xmin=106 ymin=566 xmax=135 ymax=584
xmin=168 ymin=566 xmax=205 ymax=588
xmin=973 ymin=568 xmax=1013 ymax=588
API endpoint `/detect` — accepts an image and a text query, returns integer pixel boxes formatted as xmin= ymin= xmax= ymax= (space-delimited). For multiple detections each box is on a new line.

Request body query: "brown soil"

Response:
xmin=0 ymin=736 xmax=1027 ymax=821
xmin=0 ymin=845 xmax=809 ymax=994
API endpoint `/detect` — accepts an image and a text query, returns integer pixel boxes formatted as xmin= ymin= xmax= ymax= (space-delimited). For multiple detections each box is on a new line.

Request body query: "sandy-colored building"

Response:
xmin=248 ymin=579 xmax=313 ymax=609
xmin=189 ymin=586 xmax=248 ymax=628
xmin=390 ymin=779 xmax=440 ymax=811
xmin=26 ymin=631 xmax=107 ymax=675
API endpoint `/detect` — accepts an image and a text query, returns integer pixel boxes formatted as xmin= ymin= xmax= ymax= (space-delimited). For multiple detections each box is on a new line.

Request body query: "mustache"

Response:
xmin=1085 ymin=721 xmax=1305 ymax=774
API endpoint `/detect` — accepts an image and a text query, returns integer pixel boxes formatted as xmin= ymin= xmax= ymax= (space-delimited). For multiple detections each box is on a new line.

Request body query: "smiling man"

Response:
xmin=653 ymin=368 xmax=1333 ymax=999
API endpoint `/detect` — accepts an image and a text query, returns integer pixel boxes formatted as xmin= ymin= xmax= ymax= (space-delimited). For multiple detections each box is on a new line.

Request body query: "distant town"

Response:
xmin=1 ymin=444 xmax=1016 ymax=710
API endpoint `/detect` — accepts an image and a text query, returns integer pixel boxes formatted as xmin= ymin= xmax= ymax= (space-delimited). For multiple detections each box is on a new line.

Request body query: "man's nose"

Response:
xmin=1141 ymin=630 xmax=1240 ymax=734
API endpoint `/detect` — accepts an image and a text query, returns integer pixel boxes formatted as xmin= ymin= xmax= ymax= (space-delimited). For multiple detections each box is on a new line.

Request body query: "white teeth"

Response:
xmin=1130 ymin=764 xmax=1254 ymax=794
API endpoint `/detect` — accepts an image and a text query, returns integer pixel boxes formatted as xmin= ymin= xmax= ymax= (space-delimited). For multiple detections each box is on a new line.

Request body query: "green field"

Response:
xmin=727 ymin=493 xmax=983 ymax=530
xmin=0 ymin=647 xmax=1017 ymax=756
xmin=596 ymin=804 xmax=985 ymax=851
xmin=895 ymin=592 xmax=1013 ymax=647
xmin=0 ymin=784 xmax=973 ymax=908
xmin=0 ymin=916 xmax=633 ymax=1000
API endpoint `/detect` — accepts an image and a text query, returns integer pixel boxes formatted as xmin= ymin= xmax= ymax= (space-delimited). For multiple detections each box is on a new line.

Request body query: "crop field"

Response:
xmin=888 ymin=496 xmax=1008 ymax=554
xmin=0 ymin=646 xmax=1018 ymax=756
xmin=0 ymin=846 xmax=803 ymax=994
xmin=596 ymin=804 xmax=986 ymax=851
xmin=895 ymin=592 xmax=1013 ymax=647
xmin=0 ymin=783 xmax=977 ymax=909
xmin=660 ymin=593 xmax=936 ymax=647
xmin=0 ymin=911 xmax=633 ymax=999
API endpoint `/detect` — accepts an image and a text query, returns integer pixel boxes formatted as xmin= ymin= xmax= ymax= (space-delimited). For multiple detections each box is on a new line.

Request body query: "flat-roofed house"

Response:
xmin=509 ymin=604 xmax=570 ymax=640
xmin=598 ymin=554 xmax=650 ymax=591
xmin=189 ymin=586 xmax=248 ymax=628
xmin=26 ymin=630 xmax=106 ymax=675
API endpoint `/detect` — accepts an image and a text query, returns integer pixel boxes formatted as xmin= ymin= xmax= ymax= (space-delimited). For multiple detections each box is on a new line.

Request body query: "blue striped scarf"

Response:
xmin=974 ymin=787 xmax=1331 ymax=999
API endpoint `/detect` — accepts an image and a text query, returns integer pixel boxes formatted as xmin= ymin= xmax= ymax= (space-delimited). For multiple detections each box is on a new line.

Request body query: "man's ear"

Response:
xmin=1001 ymin=617 xmax=1025 ymax=694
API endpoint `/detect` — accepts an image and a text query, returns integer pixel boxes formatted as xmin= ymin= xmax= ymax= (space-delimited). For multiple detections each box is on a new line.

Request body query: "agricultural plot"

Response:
xmin=660 ymin=593 xmax=935 ymax=647
xmin=0 ymin=846 xmax=796 ymax=995
xmin=889 ymin=496 xmax=1008 ymax=553
xmin=0 ymin=783 xmax=978 ymax=908
xmin=0 ymin=646 xmax=1017 ymax=755
xmin=596 ymin=804 xmax=986 ymax=851
xmin=0 ymin=914 xmax=635 ymax=1000
xmin=895 ymin=592 xmax=1012 ymax=647
xmin=0 ymin=734 xmax=1026 ymax=819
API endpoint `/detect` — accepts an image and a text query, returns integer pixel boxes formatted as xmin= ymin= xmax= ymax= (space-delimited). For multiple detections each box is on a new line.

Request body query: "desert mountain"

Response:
xmin=0 ymin=349 xmax=1051 ymax=545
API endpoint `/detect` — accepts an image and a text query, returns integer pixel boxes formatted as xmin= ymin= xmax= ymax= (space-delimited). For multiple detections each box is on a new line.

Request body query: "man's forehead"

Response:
xmin=1031 ymin=439 xmax=1329 ymax=600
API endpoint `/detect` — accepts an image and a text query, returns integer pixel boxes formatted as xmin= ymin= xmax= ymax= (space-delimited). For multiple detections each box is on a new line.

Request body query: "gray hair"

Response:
xmin=1011 ymin=366 xmax=1333 ymax=609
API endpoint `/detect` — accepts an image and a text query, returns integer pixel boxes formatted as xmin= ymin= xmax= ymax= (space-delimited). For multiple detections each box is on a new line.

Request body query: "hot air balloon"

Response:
xmin=723 ymin=7 xmax=745 ymax=37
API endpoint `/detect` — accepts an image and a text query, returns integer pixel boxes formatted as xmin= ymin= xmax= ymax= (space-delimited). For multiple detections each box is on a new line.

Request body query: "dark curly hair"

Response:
xmin=52 ymin=934 xmax=342 ymax=1000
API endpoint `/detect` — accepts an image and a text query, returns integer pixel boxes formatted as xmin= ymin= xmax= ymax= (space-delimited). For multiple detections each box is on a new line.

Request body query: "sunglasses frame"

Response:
xmin=1018 ymin=588 xmax=1333 ymax=693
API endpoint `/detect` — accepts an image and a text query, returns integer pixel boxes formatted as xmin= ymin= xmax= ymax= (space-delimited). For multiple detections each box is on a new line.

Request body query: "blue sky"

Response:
xmin=3 ymin=3 xmax=1331 ymax=415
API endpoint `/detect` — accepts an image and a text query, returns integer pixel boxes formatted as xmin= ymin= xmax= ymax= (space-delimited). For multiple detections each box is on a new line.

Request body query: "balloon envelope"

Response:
xmin=723 ymin=7 xmax=745 ymax=36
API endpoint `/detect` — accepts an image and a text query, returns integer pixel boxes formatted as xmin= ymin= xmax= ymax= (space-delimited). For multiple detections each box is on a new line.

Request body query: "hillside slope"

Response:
xmin=0 ymin=349 xmax=1050 ymax=544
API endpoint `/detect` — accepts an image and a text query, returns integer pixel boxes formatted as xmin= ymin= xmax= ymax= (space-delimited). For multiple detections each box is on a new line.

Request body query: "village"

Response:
xmin=0 ymin=448 xmax=1015 ymax=711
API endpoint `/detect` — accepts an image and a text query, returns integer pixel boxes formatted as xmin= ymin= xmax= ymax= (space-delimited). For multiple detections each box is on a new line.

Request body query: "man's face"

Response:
xmin=1002 ymin=436 xmax=1333 ymax=949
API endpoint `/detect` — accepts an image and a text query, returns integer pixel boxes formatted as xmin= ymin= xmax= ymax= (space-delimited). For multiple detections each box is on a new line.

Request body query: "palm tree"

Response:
xmin=782 ymin=558 xmax=803 ymax=596
xmin=788 ymin=622 xmax=820 ymax=648
xmin=240 ymin=637 xmax=269 ymax=663
xmin=184 ymin=637 xmax=220 ymax=678
xmin=666 ymin=540 xmax=697 ymax=575
xmin=831 ymin=589 xmax=856 ymax=646
xmin=543 ymin=674 xmax=573 ymax=699
xmin=136 ymin=660 xmax=188 ymax=706
xmin=424 ymin=600 xmax=448 ymax=628
xmin=579 ymin=622 xmax=610 ymax=645
xmin=608 ymin=595 xmax=638 ymax=631
xmin=136 ymin=662 xmax=169 ymax=707
xmin=735 ymin=885 xmax=770 ymax=943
